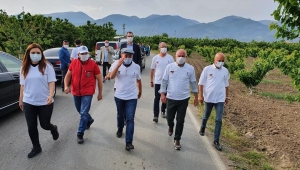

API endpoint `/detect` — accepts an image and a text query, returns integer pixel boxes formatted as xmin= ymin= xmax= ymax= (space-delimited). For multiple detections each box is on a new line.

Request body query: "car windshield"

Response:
xmin=0 ymin=54 xmax=21 ymax=72
xmin=44 ymin=48 xmax=73 ymax=57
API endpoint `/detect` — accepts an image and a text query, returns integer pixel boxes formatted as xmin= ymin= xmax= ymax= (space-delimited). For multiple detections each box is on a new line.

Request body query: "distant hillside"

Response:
xmin=94 ymin=14 xmax=200 ymax=36
xmin=41 ymin=12 xmax=282 ymax=42
xmin=43 ymin=11 xmax=95 ymax=25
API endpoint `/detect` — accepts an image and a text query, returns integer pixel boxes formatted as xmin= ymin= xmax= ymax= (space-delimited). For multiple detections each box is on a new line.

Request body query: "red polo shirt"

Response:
xmin=69 ymin=59 xmax=101 ymax=96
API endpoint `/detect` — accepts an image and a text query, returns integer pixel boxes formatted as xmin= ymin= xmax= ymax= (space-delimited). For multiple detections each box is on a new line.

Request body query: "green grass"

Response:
xmin=261 ymin=79 xmax=283 ymax=84
xmin=258 ymin=92 xmax=300 ymax=102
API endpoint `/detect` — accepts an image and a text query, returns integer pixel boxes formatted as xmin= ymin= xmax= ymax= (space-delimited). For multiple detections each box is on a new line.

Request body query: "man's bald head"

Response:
xmin=214 ymin=52 xmax=225 ymax=68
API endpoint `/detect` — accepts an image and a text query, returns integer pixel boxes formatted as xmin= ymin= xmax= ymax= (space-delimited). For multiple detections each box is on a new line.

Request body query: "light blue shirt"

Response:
xmin=104 ymin=49 xmax=108 ymax=62
xmin=126 ymin=44 xmax=133 ymax=51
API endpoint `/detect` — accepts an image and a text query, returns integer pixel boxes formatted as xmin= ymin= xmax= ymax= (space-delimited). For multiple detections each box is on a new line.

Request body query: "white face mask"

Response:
xmin=127 ymin=37 xmax=133 ymax=42
xmin=30 ymin=54 xmax=42 ymax=62
xmin=63 ymin=45 xmax=69 ymax=48
xmin=105 ymin=43 xmax=109 ymax=46
xmin=176 ymin=57 xmax=186 ymax=65
xmin=216 ymin=61 xmax=224 ymax=68
xmin=123 ymin=58 xmax=133 ymax=65
xmin=80 ymin=54 xmax=89 ymax=61
xmin=160 ymin=47 xmax=167 ymax=54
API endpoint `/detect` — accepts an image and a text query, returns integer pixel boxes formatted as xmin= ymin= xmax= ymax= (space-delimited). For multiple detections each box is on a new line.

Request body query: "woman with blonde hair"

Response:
xmin=19 ymin=43 xmax=59 ymax=158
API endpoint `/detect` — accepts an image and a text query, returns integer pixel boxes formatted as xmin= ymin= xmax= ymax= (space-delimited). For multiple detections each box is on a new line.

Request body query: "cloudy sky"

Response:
xmin=1 ymin=0 xmax=278 ymax=22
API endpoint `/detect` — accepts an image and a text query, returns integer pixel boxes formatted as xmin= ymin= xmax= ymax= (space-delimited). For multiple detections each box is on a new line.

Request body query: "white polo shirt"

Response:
xmin=20 ymin=63 xmax=57 ymax=106
xmin=162 ymin=62 xmax=196 ymax=100
xmin=150 ymin=54 xmax=174 ymax=84
xmin=110 ymin=61 xmax=141 ymax=100
xmin=198 ymin=64 xmax=229 ymax=103
xmin=70 ymin=47 xmax=79 ymax=59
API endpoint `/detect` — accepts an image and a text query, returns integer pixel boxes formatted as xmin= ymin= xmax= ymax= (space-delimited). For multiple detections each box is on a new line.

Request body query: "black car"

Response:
xmin=44 ymin=47 xmax=75 ymax=79
xmin=0 ymin=51 xmax=22 ymax=117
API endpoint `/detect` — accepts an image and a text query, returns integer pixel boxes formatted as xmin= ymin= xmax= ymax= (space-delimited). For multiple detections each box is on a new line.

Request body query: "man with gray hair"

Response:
xmin=160 ymin=49 xmax=198 ymax=150
xmin=150 ymin=42 xmax=174 ymax=122
xmin=198 ymin=52 xmax=229 ymax=151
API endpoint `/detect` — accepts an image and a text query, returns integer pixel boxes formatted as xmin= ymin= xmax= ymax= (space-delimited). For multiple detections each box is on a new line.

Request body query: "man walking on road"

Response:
xmin=58 ymin=40 xmax=70 ymax=92
xmin=110 ymin=48 xmax=142 ymax=151
xmin=119 ymin=31 xmax=142 ymax=71
xmin=160 ymin=49 xmax=198 ymax=150
xmin=64 ymin=46 xmax=103 ymax=144
xmin=198 ymin=52 xmax=230 ymax=151
xmin=150 ymin=42 xmax=174 ymax=123
xmin=100 ymin=40 xmax=115 ymax=82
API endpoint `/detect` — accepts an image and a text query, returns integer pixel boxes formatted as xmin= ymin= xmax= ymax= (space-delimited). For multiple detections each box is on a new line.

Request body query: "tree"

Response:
xmin=162 ymin=32 xmax=168 ymax=38
xmin=270 ymin=0 xmax=300 ymax=40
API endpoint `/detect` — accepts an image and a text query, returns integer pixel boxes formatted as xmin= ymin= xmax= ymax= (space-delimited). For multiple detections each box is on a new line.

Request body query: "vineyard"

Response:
xmin=154 ymin=36 xmax=300 ymax=169
xmin=182 ymin=52 xmax=300 ymax=170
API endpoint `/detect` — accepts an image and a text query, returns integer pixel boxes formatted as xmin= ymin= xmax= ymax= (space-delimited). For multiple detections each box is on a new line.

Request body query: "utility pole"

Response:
xmin=123 ymin=24 xmax=125 ymax=36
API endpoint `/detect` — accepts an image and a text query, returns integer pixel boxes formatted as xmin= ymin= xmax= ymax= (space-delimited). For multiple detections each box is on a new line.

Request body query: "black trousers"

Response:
xmin=61 ymin=66 xmax=68 ymax=89
xmin=23 ymin=102 xmax=56 ymax=147
xmin=153 ymin=84 xmax=166 ymax=117
xmin=166 ymin=98 xmax=190 ymax=141
xmin=102 ymin=62 xmax=111 ymax=78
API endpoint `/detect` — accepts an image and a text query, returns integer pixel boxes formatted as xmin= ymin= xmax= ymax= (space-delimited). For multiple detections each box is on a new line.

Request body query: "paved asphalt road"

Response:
xmin=0 ymin=53 xmax=226 ymax=170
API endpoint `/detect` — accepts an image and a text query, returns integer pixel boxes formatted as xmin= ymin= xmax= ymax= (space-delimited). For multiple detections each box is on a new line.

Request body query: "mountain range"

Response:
xmin=42 ymin=11 xmax=282 ymax=42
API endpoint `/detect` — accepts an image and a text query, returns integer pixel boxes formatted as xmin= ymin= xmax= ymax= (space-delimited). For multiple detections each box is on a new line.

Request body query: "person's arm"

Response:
xmin=46 ymin=82 xmax=55 ymax=105
xmin=150 ymin=69 xmax=155 ymax=87
xmin=95 ymin=74 xmax=103 ymax=101
xmin=19 ymin=85 xmax=24 ymax=111
xmin=64 ymin=70 xmax=72 ymax=93
xmin=108 ymin=47 xmax=115 ymax=55
xmin=198 ymin=85 xmax=204 ymax=104
xmin=137 ymin=79 xmax=142 ymax=99
xmin=110 ymin=58 xmax=124 ymax=79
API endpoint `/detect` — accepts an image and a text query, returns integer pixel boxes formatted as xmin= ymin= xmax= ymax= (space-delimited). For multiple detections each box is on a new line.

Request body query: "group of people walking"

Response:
xmin=19 ymin=31 xmax=230 ymax=158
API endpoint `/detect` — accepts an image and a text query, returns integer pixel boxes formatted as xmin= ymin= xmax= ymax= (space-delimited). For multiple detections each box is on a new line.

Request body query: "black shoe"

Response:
xmin=168 ymin=127 xmax=173 ymax=136
xmin=27 ymin=146 xmax=42 ymax=158
xmin=77 ymin=133 xmax=84 ymax=144
xmin=51 ymin=125 xmax=59 ymax=140
xmin=103 ymin=79 xmax=106 ymax=83
xmin=153 ymin=117 xmax=158 ymax=123
xmin=199 ymin=127 xmax=205 ymax=136
xmin=126 ymin=143 xmax=134 ymax=151
xmin=174 ymin=140 xmax=181 ymax=150
xmin=213 ymin=141 xmax=222 ymax=151
xmin=86 ymin=119 xmax=94 ymax=129
xmin=161 ymin=112 xmax=166 ymax=118
xmin=116 ymin=128 xmax=123 ymax=138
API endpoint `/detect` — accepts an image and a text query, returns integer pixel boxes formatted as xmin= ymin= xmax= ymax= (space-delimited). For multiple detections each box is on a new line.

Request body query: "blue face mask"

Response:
xmin=30 ymin=54 xmax=42 ymax=62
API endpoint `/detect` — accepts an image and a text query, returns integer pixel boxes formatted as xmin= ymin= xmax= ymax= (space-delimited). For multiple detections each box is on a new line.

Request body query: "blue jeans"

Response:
xmin=153 ymin=84 xmax=166 ymax=117
xmin=201 ymin=102 xmax=224 ymax=142
xmin=73 ymin=95 xmax=94 ymax=135
xmin=114 ymin=97 xmax=137 ymax=143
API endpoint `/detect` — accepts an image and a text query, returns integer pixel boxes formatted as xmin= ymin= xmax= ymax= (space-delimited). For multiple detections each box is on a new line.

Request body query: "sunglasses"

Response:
xmin=217 ymin=60 xmax=224 ymax=62
xmin=127 ymin=36 xmax=133 ymax=37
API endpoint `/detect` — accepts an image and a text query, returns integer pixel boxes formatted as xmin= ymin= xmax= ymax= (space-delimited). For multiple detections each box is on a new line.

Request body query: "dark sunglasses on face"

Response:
xmin=127 ymin=36 xmax=133 ymax=37
xmin=217 ymin=60 xmax=224 ymax=62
